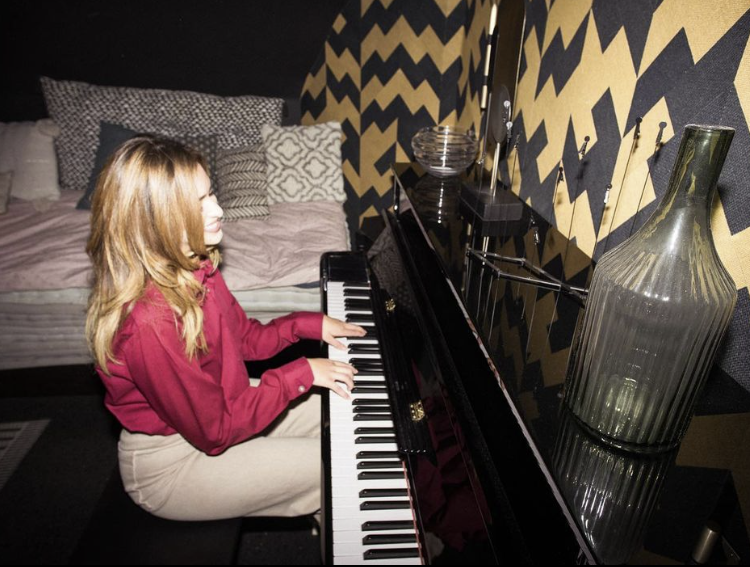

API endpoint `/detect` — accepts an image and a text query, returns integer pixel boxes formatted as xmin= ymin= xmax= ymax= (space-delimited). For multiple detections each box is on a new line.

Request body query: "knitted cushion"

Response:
xmin=216 ymin=145 xmax=269 ymax=221
xmin=41 ymin=76 xmax=283 ymax=191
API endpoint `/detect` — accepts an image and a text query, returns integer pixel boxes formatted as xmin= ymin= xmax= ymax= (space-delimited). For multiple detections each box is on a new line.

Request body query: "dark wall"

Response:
xmin=0 ymin=0 xmax=346 ymax=122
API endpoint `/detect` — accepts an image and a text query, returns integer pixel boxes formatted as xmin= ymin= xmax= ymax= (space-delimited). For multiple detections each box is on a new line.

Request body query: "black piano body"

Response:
xmin=321 ymin=166 xmax=594 ymax=564
xmin=322 ymin=164 xmax=750 ymax=565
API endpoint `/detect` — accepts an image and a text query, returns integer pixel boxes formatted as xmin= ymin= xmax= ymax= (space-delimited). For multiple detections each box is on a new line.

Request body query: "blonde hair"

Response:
xmin=86 ymin=135 xmax=220 ymax=372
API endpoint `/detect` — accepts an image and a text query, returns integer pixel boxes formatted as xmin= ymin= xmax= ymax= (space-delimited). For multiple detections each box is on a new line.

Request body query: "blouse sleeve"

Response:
xmin=122 ymin=313 xmax=314 ymax=456
xmin=215 ymin=269 xmax=324 ymax=361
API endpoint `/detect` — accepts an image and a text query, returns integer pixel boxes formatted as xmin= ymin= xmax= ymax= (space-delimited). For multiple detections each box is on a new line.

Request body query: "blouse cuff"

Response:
xmin=276 ymin=357 xmax=316 ymax=400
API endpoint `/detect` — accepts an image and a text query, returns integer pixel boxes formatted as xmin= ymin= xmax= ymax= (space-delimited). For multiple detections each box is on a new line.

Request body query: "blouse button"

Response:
xmin=298 ymin=385 xmax=306 ymax=393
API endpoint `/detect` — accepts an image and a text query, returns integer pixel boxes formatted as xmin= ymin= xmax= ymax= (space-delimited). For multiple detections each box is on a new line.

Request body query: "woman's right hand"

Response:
xmin=307 ymin=358 xmax=357 ymax=400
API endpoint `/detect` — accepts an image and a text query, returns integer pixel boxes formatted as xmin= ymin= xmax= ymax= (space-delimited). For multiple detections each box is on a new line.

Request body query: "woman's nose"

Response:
xmin=207 ymin=195 xmax=223 ymax=218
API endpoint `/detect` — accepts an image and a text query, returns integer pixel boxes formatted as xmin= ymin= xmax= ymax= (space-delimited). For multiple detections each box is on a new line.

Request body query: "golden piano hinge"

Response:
xmin=385 ymin=298 xmax=396 ymax=313
xmin=410 ymin=401 xmax=426 ymax=422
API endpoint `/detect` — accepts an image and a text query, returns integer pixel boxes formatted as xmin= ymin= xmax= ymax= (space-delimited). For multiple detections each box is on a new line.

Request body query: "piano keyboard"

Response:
xmin=325 ymin=280 xmax=422 ymax=565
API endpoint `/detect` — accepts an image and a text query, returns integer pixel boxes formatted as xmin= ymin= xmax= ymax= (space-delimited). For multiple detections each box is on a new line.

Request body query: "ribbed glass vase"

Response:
xmin=564 ymin=124 xmax=737 ymax=452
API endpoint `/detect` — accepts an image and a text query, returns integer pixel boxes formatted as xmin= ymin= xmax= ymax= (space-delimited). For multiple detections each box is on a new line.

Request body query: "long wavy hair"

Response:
xmin=86 ymin=135 xmax=220 ymax=372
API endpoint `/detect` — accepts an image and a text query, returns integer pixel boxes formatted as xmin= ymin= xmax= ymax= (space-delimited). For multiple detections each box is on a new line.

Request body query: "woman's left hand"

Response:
xmin=322 ymin=315 xmax=367 ymax=350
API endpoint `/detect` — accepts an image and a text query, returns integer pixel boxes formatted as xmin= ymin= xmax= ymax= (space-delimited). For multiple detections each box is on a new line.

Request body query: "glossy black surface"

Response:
xmin=388 ymin=163 xmax=750 ymax=565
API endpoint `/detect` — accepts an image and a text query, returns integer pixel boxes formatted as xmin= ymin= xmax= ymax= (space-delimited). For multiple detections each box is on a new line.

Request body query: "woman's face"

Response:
xmin=183 ymin=166 xmax=223 ymax=255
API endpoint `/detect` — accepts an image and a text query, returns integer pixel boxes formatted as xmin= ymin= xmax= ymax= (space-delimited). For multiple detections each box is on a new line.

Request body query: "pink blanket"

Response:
xmin=0 ymin=191 xmax=348 ymax=292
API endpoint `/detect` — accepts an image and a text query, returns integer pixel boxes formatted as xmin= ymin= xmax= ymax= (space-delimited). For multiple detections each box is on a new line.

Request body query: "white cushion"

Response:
xmin=0 ymin=120 xmax=60 ymax=202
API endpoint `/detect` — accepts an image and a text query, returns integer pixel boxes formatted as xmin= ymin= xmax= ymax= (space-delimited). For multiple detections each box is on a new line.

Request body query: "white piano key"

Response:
xmin=330 ymin=555 xmax=421 ymax=566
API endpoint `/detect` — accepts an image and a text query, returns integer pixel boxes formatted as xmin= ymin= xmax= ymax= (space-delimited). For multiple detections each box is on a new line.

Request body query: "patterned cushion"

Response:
xmin=77 ymin=122 xmax=219 ymax=210
xmin=260 ymin=122 xmax=344 ymax=204
xmin=41 ymin=77 xmax=284 ymax=191
xmin=216 ymin=145 xmax=269 ymax=221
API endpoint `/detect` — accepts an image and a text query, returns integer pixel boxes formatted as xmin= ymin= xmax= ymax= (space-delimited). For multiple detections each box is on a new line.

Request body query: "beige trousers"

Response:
xmin=118 ymin=383 xmax=321 ymax=522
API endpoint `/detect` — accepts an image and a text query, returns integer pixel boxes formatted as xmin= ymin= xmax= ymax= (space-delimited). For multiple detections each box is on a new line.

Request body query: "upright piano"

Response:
xmin=320 ymin=164 xmax=750 ymax=565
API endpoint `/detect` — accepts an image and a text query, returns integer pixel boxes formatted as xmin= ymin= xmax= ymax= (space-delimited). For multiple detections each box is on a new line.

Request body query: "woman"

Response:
xmin=86 ymin=135 xmax=364 ymax=521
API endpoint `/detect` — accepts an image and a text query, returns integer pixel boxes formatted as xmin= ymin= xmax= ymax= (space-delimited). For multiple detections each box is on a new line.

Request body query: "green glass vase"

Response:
xmin=564 ymin=124 xmax=737 ymax=452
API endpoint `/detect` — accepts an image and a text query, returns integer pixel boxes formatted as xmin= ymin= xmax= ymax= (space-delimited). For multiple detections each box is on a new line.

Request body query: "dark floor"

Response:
xmin=0 ymin=353 xmax=321 ymax=565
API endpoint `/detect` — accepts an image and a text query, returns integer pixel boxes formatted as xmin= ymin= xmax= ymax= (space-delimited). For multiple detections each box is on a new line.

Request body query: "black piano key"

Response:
xmin=346 ymin=314 xmax=375 ymax=323
xmin=363 ymin=548 xmax=420 ymax=560
xmin=351 ymin=387 xmax=388 ymax=394
xmin=361 ymin=520 xmax=414 ymax=531
xmin=350 ymin=357 xmax=383 ymax=365
xmin=352 ymin=364 xmax=385 ymax=378
xmin=353 ymin=405 xmax=391 ymax=413
xmin=343 ymin=287 xmax=370 ymax=294
xmin=348 ymin=345 xmax=381 ymax=354
xmin=352 ymin=368 xmax=385 ymax=376
xmin=358 ymin=471 xmax=406 ymax=480
xmin=352 ymin=399 xmax=389 ymax=407
xmin=360 ymin=500 xmax=412 ymax=510
xmin=357 ymin=460 xmax=403 ymax=469
xmin=363 ymin=534 xmax=418 ymax=545
xmin=344 ymin=298 xmax=372 ymax=308
xmin=359 ymin=488 xmax=408 ymax=498
xmin=352 ymin=370 xmax=385 ymax=377
xmin=354 ymin=413 xmax=392 ymax=421
xmin=356 ymin=451 xmax=399 ymax=459
xmin=342 ymin=282 xmax=370 ymax=289
xmin=354 ymin=427 xmax=394 ymax=435
xmin=348 ymin=350 xmax=381 ymax=358
xmin=355 ymin=436 xmax=396 ymax=444
xmin=352 ymin=381 xmax=386 ymax=389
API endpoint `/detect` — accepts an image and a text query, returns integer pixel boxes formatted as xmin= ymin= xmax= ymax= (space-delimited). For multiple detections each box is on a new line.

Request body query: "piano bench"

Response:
xmin=70 ymin=465 xmax=242 ymax=565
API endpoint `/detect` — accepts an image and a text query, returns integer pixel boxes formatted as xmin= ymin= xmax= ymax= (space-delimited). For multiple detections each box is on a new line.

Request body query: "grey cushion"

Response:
xmin=260 ymin=121 xmax=344 ymax=204
xmin=216 ymin=145 xmax=269 ymax=221
xmin=77 ymin=122 xmax=219 ymax=210
xmin=41 ymin=77 xmax=284 ymax=191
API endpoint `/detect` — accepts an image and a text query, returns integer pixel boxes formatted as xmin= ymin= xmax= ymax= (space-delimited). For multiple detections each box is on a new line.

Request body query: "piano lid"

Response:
xmin=383 ymin=163 xmax=750 ymax=565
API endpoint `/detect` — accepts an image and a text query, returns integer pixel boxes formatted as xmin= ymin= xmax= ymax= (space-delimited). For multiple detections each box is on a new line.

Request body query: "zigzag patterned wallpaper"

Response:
xmin=512 ymin=0 xmax=750 ymax=388
xmin=301 ymin=0 xmax=750 ymax=387
xmin=301 ymin=0 xmax=489 ymax=225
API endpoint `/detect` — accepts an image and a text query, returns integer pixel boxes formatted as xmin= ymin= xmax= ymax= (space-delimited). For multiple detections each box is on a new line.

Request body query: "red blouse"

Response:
xmin=98 ymin=262 xmax=323 ymax=456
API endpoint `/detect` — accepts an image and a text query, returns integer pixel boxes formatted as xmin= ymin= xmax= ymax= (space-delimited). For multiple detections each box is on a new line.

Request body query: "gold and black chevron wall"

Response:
xmin=301 ymin=0 xmax=750 ymax=387
xmin=301 ymin=0 xmax=491 ymax=226
xmin=511 ymin=0 xmax=750 ymax=389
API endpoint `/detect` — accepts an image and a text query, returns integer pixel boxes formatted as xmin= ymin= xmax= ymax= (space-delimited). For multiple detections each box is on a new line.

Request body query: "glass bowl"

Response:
xmin=411 ymin=126 xmax=478 ymax=178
